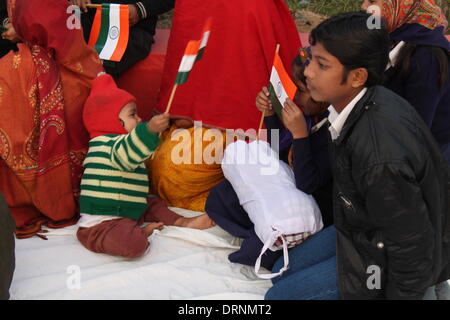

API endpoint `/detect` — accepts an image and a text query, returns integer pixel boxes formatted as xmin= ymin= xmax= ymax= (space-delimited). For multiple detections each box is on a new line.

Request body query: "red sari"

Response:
xmin=0 ymin=0 xmax=103 ymax=237
xmin=156 ymin=0 xmax=301 ymax=131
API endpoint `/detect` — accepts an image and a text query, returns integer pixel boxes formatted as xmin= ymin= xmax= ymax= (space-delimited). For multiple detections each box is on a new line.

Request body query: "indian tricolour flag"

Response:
xmin=174 ymin=18 xmax=212 ymax=85
xmin=268 ymin=52 xmax=298 ymax=119
xmin=196 ymin=17 xmax=212 ymax=61
xmin=88 ymin=4 xmax=129 ymax=62
xmin=175 ymin=40 xmax=200 ymax=85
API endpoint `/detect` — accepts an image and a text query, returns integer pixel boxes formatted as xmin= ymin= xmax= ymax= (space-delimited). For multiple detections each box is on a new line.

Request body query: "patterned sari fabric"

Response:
xmin=383 ymin=0 xmax=448 ymax=32
xmin=146 ymin=124 xmax=226 ymax=212
xmin=0 ymin=0 xmax=103 ymax=237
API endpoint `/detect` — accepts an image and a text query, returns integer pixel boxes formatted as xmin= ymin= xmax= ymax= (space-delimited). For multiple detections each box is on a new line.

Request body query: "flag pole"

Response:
xmin=86 ymin=4 xmax=101 ymax=9
xmin=164 ymin=84 xmax=178 ymax=114
xmin=258 ymin=43 xmax=280 ymax=140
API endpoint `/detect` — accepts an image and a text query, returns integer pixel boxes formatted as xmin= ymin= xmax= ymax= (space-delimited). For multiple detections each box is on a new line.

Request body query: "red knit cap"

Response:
xmin=83 ymin=74 xmax=136 ymax=139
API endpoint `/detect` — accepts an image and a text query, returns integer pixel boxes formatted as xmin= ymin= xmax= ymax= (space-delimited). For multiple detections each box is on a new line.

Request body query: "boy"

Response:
xmin=268 ymin=11 xmax=450 ymax=300
xmin=77 ymin=73 xmax=214 ymax=258
xmin=305 ymin=11 xmax=450 ymax=299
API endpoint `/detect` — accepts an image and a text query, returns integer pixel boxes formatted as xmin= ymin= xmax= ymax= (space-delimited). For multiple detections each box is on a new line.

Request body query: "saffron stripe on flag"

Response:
xmin=94 ymin=4 xmax=110 ymax=55
xmin=175 ymin=40 xmax=200 ymax=85
xmin=268 ymin=52 xmax=298 ymax=119
xmin=88 ymin=6 xmax=102 ymax=47
xmin=99 ymin=4 xmax=122 ymax=60
xmin=109 ymin=5 xmax=129 ymax=62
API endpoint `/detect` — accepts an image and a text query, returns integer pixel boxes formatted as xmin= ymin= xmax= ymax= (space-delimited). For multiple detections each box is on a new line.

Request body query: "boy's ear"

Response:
xmin=350 ymin=68 xmax=368 ymax=88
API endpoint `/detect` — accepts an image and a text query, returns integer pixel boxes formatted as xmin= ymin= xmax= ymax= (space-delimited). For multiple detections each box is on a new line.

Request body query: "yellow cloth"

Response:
xmin=146 ymin=124 xmax=225 ymax=212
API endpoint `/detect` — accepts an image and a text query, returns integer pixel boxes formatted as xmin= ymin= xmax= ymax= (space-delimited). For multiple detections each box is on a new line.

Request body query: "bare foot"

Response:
xmin=173 ymin=214 xmax=216 ymax=230
xmin=142 ymin=222 xmax=164 ymax=236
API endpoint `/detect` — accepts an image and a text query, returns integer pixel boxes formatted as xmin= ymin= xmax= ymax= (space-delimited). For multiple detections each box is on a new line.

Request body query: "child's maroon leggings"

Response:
xmin=77 ymin=197 xmax=181 ymax=258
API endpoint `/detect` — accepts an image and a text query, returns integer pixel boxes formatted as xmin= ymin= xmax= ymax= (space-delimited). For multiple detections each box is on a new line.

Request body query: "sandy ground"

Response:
xmin=156 ymin=9 xmax=328 ymax=32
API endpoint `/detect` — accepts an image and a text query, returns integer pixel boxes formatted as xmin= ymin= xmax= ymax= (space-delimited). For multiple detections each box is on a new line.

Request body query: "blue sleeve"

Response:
xmin=264 ymin=114 xmax=283 ymax=143
xmin=291 ymin=129 xmax=332 ymax=194
xmin=402 ymin=47 xmax=445 ymax=127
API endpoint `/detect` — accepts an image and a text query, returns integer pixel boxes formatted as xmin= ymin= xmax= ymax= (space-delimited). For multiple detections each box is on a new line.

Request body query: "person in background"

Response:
xmin=0 ymin=0 xmax=18 ymax=58
xmin=361 ymin=0 xmax=450 ymax=163
xmin=0 ymin=0 xmax=104 ymax=238
xmin=70 ymin=0 xmax=175 ymax=76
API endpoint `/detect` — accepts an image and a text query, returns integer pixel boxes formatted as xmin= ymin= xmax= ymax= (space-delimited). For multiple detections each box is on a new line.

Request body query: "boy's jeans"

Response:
xmin=265 ymin=226 xmax=339 ymax=300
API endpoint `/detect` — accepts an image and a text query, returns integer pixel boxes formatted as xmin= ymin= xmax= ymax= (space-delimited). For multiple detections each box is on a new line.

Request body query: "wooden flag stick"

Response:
xmin=164 ymin=84 xmax=178 ymax=114
xmin=257 ymin=43 xmax=280 ymax=140
xmin=257 ymin=111 xmax=266 ymax=140
xmin=86 ymin=4 xmax=101 ymax=9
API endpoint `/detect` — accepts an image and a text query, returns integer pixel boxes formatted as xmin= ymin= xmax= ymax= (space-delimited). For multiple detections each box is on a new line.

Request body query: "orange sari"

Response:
xmin=0 ymin=0 xmax=103 ymax=237
xmin=147 ymin=124 xmax=226 ymax=212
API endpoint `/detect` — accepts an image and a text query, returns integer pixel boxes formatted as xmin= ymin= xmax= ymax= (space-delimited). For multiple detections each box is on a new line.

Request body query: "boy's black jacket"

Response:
xmin=330 ymin=85 xmax=450 ymax=300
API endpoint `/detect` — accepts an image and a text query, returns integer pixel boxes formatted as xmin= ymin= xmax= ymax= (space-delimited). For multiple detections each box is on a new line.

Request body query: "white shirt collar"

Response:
xmin=327 ymin=88 xmax=368 ymax=140
xmin=386 ymin=41 xmax=405 ymax=71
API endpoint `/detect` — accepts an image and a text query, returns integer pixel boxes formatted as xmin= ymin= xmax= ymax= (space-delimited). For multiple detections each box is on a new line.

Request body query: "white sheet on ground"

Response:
xmin=9 ymin=207 xmax=272 ymax=300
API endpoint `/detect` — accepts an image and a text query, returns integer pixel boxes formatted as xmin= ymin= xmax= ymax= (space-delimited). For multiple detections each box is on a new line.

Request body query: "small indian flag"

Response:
xmin=175 ymin=40 xmax=200 ymax=85
xmin=88 ymin=4 xmax=129 ymax=62
xmin=268 ymin=52 xmax=298 ymax=119
xmin=196 ymin=17 xmax=212 ymax=61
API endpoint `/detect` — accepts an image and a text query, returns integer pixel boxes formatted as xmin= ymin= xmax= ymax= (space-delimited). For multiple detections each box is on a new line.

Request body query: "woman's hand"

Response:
xmin=70 ymin=0 xmax=92 ymax=13
xmin=255 ymin=86 xmax=275 ymax=116
xmin=1 ymin=24 xmax=21 ymax=43
xmin=129 ymin=5 xmax=140 ymax=26
xmin=281 ymin=98 xmax=308 ymax=139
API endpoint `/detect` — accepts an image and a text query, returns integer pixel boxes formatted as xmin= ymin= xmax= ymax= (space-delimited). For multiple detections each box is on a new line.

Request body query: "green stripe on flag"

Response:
xmin=175 ymin=71 xmax=190 ymax=85
xmin=268 ymin=82 xmax=284 ymax=120
xmin=196 ymin=47 xmax=205 ymax=61
xmin=94 ymin=4 xmax=110 ymax=55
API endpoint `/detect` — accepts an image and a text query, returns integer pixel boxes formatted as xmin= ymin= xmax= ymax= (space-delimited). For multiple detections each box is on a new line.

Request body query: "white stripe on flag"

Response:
xmin=99 ymin=4 xmax=121 ymax=60
xmin=270 ymin=66 xmax=289 ymax=107
xmin=178 ymin=54 xmax=198 ymax=73
xmin=200 ymin=30 xmax=210 ymax=49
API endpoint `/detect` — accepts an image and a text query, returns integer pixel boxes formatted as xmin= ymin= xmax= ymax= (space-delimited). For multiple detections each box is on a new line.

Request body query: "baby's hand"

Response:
xmin=1 ymin=24 xmax=21 ymax=43
xmin=70 ymin=0 xmax=92 ymax=13
xmin=148 ymin=113 xmax=170 ymax=133
xmin=255 ymin=87 xmax=275 ymax=116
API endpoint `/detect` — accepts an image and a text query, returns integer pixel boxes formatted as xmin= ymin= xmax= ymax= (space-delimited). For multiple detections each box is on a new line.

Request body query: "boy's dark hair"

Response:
xmin=310 ymin=11 xmax=390 ymax=87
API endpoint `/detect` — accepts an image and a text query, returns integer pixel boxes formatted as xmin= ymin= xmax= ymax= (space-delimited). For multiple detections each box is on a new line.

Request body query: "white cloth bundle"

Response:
xmin=222 ymin=140 xmax=323 ymax=279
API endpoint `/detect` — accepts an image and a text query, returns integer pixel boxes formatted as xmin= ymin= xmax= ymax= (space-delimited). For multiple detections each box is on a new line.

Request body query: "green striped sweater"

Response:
xmin=80 ymin=122 xmax=160 ymax=219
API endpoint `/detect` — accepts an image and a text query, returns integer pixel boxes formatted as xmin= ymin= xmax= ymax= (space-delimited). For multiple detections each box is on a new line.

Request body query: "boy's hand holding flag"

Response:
xmin=267 ymin=49 xmax=298 ymax=120
xmin=257 ymin=44 xmax=298 ymax=139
